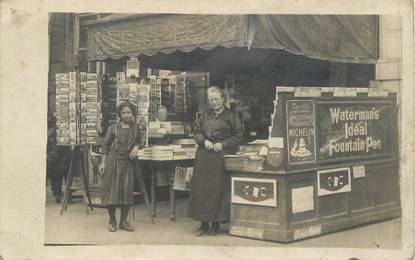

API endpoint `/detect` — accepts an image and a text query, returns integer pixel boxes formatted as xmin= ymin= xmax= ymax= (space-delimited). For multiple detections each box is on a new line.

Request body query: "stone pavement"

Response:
xmin=44 ymin=191 xmax=402 ymax=248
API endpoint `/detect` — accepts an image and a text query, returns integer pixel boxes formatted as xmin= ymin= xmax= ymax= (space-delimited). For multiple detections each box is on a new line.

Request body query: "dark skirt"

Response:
xmin=101 ymin=153 xmax=135 ymax=206
xmin=188 ymin=147 xmax=230 ymax=222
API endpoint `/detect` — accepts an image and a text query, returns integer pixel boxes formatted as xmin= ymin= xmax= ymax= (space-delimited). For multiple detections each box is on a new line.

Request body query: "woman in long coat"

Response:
xmin=188 ymin=86 xmax=243 ymax=236
xmin=99 ymin=101 xmax=141 ymax=232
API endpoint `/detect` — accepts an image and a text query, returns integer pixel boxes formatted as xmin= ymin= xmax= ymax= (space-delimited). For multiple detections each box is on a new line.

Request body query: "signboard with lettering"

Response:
xmin=317 ymin=100 xmax=394 ymax=162
xmin=231 ymin=177 xmax=277 ymax=207
xmin=286 ymin=100 xmax=317 ymax=164
xmin=317 ymin=167 xmax=351 ymax=196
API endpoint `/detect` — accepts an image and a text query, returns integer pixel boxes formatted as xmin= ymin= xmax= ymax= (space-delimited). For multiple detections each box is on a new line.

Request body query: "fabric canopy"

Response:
xmin=86 ymin=14 xmax=378 ymax=64
xmin=86 ymin=14 xmax=248 ymax=60
xmin=248 ymin=15 xmax=378 ymax=63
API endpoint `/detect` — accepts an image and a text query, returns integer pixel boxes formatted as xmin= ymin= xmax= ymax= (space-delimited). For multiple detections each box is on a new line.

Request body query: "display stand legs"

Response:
xmin=133 ymin=162 xmax=155 ymax=224
xmin=60 ymin=146 xmax=93 ymax=215
xmin=169 ymin=171 xmax=176 ymax=221
xmin=149 ymin=162 xmax=177 ymax=221
xmin=151 ymin=164 xmax=157 ymax=218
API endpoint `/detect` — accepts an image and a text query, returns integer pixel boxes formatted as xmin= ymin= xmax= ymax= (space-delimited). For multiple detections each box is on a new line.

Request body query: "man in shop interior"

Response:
xmin=188 ymin=86 xmax=243 ymax=236
xmin=156 ymin=105 xmax=169 ymax=122
xmin=151 ymin=104 xmax=174 ymax=145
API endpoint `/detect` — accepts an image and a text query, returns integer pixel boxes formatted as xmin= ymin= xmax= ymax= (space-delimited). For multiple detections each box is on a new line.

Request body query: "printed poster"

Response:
xmin=317 ymin=167 xmax=351 ymax=196
xmin=291 ymin=186 xmax=314 ymax=214
xmin=173 ymin=167 xmax=193 ymax=191
xmin=231 ymin=177 xmax=277 ymax=207
xmin=286 ymin=100 xmax=316 ymax=164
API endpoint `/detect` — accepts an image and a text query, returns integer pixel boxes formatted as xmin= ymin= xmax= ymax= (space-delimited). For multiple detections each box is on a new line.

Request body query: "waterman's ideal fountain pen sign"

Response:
xmin=317 ymin=100 xmax=393 ymax=162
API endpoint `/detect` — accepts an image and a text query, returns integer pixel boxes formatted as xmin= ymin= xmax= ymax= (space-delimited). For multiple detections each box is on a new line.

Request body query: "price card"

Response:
xmin=334 ymin=87 xmax=357 ymax=97
xmin=368 ymin=88 xmax=388 ymax=97
xmin=277 ymin=86 xmax=295 ymax=93
xmin=295 ymin=87 xmax=322 ymax=97
xmin=369 ymin=80 xmax=382 ymax=89
xmin=353 ymin=165 xmax=366 ymax=178
xmin=268 ymin=137 xmax=284 ymax=148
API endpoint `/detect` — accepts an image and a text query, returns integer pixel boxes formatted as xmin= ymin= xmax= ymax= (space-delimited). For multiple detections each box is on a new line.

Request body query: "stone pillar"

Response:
xmin=376 ymin=15 xmax=402 ymax=93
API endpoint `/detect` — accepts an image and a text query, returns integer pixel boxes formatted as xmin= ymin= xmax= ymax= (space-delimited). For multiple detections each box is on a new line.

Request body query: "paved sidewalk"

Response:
xmin=44 ymin=194 xmax=402 ymax=248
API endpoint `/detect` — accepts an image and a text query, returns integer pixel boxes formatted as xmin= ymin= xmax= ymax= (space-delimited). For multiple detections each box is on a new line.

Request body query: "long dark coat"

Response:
xmin=188 ymin=108 xmax=243 ymax=222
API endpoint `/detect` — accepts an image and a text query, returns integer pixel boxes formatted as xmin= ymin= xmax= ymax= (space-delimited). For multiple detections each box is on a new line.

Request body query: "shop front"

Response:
xmin=60 ymin=13 xmax=399 ymax=241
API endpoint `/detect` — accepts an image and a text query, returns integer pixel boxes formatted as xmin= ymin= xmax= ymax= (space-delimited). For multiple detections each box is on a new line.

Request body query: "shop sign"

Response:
xmin=286 ymin=100 xmax=316 ymax=164
xmin=317 ymin=101 xmax=394 ymax=162
xmin=231 ymin=177 xmax=277 ymax=207
xmin=317 ymin=167 xmax=351 ymax=196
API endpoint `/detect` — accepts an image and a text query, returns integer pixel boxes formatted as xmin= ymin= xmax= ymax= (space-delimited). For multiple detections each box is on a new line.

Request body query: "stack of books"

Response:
xmin=137 ymin=147 xmax=154 ymax=160
xmin=148 ymin=121 xmax=185 ymax=136
xmin=137 ymin=144 xmax=197 ymax=160
xmin=151 ymin=145 xmax=174 ymax=160
xmin=224 ymin=140 xmax=267 ymax=171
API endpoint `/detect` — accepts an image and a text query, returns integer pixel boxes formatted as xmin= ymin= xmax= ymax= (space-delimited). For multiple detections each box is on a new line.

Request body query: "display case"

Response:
xmin=227 ymin=86 xmax=400 ymax=242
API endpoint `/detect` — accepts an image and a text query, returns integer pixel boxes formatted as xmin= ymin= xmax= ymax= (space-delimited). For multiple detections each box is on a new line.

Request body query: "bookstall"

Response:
xmin=71 ymin=13 xmax=395 ymax=238
xmin=54 ymin=65 xmax=197 ymax=219
xmin=225 ymin=86 xmax=400 ymax=242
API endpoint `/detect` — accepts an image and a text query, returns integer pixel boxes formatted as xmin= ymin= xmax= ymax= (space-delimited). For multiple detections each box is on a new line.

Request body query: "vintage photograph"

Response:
xmin=43 ymin=13 xmax=406 ymax=249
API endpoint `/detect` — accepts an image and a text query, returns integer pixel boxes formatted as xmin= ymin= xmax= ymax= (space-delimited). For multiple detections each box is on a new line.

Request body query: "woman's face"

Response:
xmin=208 ymin=91 xmax=224 ymax=111
xmin=120 ymin=106 xmax=133 ymax=123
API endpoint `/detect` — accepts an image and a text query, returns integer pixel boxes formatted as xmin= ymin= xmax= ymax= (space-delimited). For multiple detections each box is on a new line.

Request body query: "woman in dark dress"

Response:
xmin=99 ymin=101 xmax=141 ymax=232
xmin=188 ymin=86 xmax=243 ymax=236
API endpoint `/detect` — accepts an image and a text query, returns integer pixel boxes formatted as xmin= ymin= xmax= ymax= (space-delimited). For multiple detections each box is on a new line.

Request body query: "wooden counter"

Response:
xmin=228 ymin=158 xmax=401 ymax=242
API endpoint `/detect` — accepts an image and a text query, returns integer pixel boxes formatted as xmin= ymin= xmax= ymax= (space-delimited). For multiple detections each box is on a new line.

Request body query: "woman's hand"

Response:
xmin=204 ymin=140 xmax=214 ymax=150
xmin=213 ymin=143 xmax=223 ymax=152
xmin=129 ymin=146 xmax=140 ymax=160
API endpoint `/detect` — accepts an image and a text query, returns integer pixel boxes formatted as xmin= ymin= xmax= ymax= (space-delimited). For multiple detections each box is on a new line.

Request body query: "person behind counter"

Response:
xmin=188 ymin=86 xmax=243 ymax=236
xmin=98 ymin=101 xmax=141 ymax=232
xmin=156 ymin=105 xmax=169 ymax=122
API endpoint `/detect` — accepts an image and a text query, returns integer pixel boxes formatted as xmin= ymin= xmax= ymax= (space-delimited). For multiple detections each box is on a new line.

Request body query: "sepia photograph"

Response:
xmin=0 ymin=1 xmax=414 ymax=259
xmin=45 ymin=12 xmax=402 ymax=246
